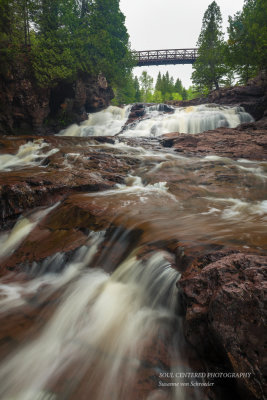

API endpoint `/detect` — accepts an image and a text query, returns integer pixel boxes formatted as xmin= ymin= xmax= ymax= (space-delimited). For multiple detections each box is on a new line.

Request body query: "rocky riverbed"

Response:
xmin=0 ymin=100 xmax=266 ymax=400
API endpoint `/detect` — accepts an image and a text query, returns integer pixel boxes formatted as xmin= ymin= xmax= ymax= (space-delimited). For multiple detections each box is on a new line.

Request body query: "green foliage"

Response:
xmin=226 ymin=0 xmax=267 ymax=83
xmin=186 ymin=86 xmax=206 ymax=100
xmin=153 ymin=90 xmax=163 ymax=103
xmin=111 ymin=73 xmax=139 ymax=105
xmin=133 ymin=76 xmax=141 ymax=102
xmin=0 ymin=0 xmax=133 ymax=87
xmin=152 ymin=72 xmax=187 ymax=101
xmin=139 ymin=71 xmax=153 ymax=102
xmin=171 ymin=92 xmax=182 ymax=101
xmin=192 ymin=1 xmax=227 ymax=91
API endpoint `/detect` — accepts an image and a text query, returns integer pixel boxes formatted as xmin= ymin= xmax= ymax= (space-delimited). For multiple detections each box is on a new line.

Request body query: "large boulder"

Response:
xmin=179 ymin=253 xmax=267 ymax=400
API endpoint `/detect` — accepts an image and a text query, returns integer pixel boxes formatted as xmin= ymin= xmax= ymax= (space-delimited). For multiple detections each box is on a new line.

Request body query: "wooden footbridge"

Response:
xmin=132 ymin=49 xmax=198 ymax=66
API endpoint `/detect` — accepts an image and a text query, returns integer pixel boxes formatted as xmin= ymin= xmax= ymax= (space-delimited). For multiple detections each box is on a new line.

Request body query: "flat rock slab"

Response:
xmin=161 ymin=125 xmax=267 ymax=160
xmin=0 ymin=136 xmax=140 ymax=229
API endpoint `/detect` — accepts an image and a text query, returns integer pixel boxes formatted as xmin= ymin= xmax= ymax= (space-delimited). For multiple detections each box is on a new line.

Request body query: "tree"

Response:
xmin=139 ymin=71 xmax=153 ymax=102
xmin=87 ymin=0 xmax=133 ymax=86
xmin=192 ymin=1 xmax=227 ymax=92
xmin=133 ymin=76 xmax=141 ymax=102
xmin=153 ymin=90 xmax=163 ymax=103
xmin=0 ymin=0 xmax=133 ymax=88
xmin=31 ymin=0 xmax=80 ymax=86
xmin=226 ymin=0 xmax=267 ymax=83
xmin=174 ymin=78 xmax=183 ymax=95
xmin=155 ymin=72 xmax=162 ymax=92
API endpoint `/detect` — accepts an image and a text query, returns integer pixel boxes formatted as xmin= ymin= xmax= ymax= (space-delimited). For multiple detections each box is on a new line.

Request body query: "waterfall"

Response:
xmin=122 ymin=104 xmax=253 ymax=137
xmin=58 ymin=105 xmax=131 ymax=137
xmin=0 ymin=243 xmax=190 ymax=400
xmin=58 ymin=103 xmax=253 ymax=138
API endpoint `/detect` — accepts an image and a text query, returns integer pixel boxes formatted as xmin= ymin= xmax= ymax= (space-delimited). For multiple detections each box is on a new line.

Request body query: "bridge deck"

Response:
xmin=132 ymin=49 xmax=198 ymax=66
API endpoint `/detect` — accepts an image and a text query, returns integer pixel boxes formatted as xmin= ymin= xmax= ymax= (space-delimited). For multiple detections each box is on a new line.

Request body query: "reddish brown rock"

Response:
xmin=0 ymin=59 xmax=114 ymax=135
xmin=0 ymin=135 xmax=140 ymax=229
xmin=178 ymin=253 xmax=267 ymax=400
xmin=161 ymin=125 xmax=267 ymax=160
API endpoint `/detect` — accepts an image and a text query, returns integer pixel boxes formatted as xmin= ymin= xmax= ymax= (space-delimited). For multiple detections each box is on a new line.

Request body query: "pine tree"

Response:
xmin=155 ymin=72 xmax=162 ymax=92
xmin=174 ymin=78 xmax=183 ymax=95
xmin=87 ymin=0 xmax=133 ymax=85
xmin=226 ymin=0 xmax=267 ymax=83
xmin=192 ymin=1 xmax=227 ymax=92
xmin=134 ymin=76 xmax=141 ymax=102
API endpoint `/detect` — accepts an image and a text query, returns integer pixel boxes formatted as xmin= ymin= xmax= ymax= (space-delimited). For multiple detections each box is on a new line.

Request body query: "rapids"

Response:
xmin=0 ymin=104 xmax=265 ymax=400
xmin=59 ymin=103 xmax=253 ymax=137
xmin=0 ymin=140 xmax=59 ymax=171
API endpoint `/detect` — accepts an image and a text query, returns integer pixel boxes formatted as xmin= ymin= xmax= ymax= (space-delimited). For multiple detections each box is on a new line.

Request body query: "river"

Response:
xmin=0 ymin=104 xmax=266 ymax=400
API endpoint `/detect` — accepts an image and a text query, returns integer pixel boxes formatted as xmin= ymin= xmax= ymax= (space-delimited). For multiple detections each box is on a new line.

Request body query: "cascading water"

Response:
xmin=58 ymin=103 xmax=253 ymax=138
xmin=0 ymin=140 xmax=59 ymax=171
xmin=58 ymin=105 xmax=131 ymax=137
xmin=0 ymin=102 xmax=265 ymax=400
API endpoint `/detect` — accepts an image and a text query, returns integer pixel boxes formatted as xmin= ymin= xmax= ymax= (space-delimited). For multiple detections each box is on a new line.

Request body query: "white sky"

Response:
xmin=120 ymin=0 xmax=245 ymax=88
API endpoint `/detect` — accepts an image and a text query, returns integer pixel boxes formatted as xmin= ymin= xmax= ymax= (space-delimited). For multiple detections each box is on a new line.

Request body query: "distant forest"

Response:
xmin=113 ymin=0 xmax=267 ymax=104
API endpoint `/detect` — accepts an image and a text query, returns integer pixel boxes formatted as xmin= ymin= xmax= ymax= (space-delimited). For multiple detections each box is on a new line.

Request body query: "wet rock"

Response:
xmin=125 ymin=103 xmax=174 ymax=127
xmin=0 ymin=136 xmax=140 ymax=229
xmin=165 ymin=73 xmax=267 ymax=121
xmin=0 ymin=62 xmax=114 ymax=135
xmin=178 ymin=253 xmax=267 ymax=400
xmin=160 ymin=126 xmax=267 ymax=160
xmin=125 ymin=103 xmax=146 ymax=126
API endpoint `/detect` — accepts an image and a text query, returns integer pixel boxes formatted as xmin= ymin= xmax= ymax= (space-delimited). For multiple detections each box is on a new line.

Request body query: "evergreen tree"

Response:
xmin=88 ymin=0 xmax=133 ymax=85
xmin=155 ymin=72 xmax=162 ymax=92
xmin=0 ymin=0 xmax=133 ymax=87
xmin=226 ymin=0 xmax=267 ymax=83
xmin=192 ymin=1 xmax=227 ymax=92
xmin=133 ymin=76 xmax=141 ymax=102
xmin=174 ymin=78 xmax=183 ymax=95
xmin=31 ymin=0 xmax=80 ymax=86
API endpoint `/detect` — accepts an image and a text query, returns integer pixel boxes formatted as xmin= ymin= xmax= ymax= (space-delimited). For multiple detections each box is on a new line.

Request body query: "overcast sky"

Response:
xmin=120 ymin=0 xmax=245 ymax=88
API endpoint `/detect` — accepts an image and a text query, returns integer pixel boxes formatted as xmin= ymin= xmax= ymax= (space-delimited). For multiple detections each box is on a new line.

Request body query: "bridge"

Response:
xmin=132 ymin=48 xmax=198 ymax=66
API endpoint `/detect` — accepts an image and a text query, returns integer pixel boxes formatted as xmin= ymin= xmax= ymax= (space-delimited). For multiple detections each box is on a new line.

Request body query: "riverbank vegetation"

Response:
xmin=192 ymin=0 xmax=267 ymax=94
xmin=112 ymin=0 xmax=267 ymax=105
xmin=0 ymin=0 xmax=133 ymax=87
xmin=0 ymin=0 xmax=266 ymax=106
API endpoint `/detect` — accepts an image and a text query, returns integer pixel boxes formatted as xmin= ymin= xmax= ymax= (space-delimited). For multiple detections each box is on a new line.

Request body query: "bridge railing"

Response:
xmin=132 ymin=48 xmax=198 ymax=66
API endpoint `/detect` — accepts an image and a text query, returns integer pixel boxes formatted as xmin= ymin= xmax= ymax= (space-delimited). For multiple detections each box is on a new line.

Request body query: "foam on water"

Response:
xmin=0 ymin=203 xmax=60 ymax=261
xmin=204 ymin=197 xmax=267 ymax=220
xmin=121 ymin=103 xmax=253 ymax=137
xmin=58 ymin=105 xmax=131 ymax=137
xmin=0 ymin=249 xmax=185 ymax=400
xmin=0 ymin=140 xmax=59 ymax=171
xmin=0 ymin=232 xmax=105 ymax=314
xmin=57 ymin=103 xmax=253 ymax=139
xmin=85 ymin=174 xmax=178 ymax=202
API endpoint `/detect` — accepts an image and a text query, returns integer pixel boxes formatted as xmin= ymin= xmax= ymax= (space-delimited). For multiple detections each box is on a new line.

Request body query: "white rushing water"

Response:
xmin=123 ymin=104 xmax=253 ymax=137
xmin=0 ymin=244 xmax=187 ymax=400
xmin=58 ymin=105 xmax=131 ymax=137
xmin=58 ymin=103 xmax=253 ymax=138
xmin=0 ymin=139 xmax=59 ymax=171
xmin=0 ymin=203 xmax=60 ymax=261
xmin=0 ymin=101 xmax=264 ymax=400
